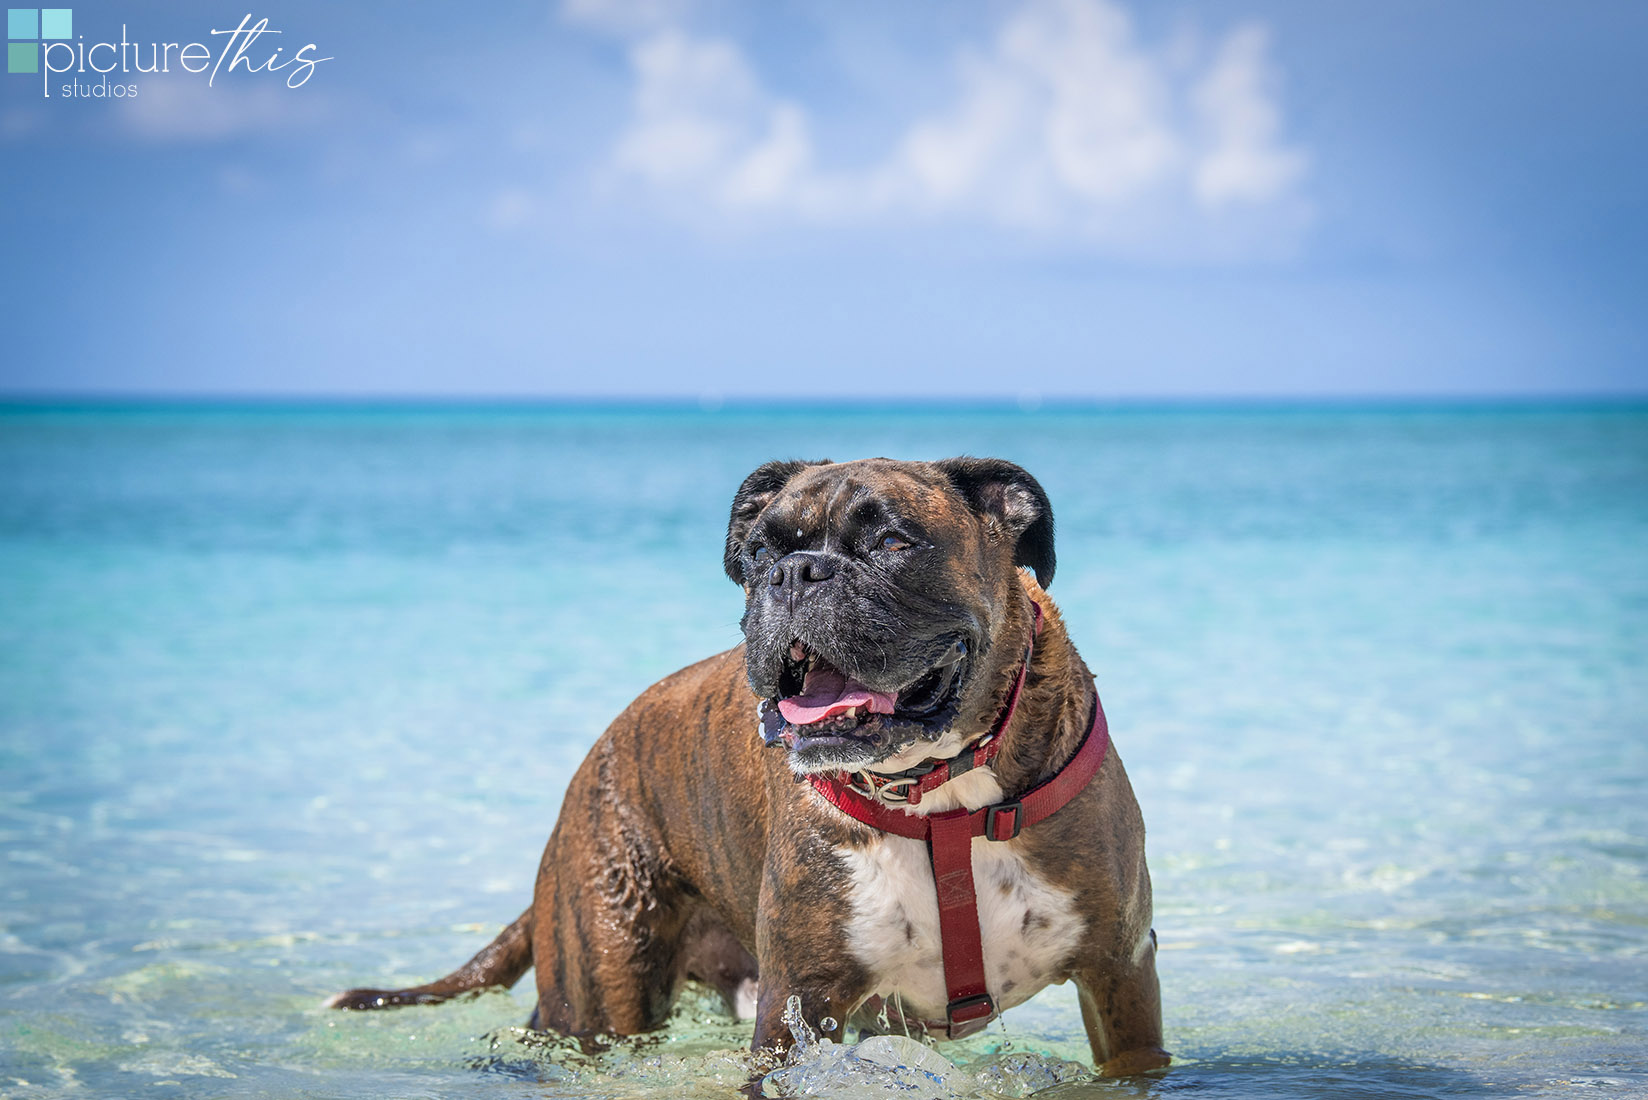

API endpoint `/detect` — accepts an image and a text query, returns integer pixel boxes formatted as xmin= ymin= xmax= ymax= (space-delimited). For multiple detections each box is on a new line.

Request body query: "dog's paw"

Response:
xmin=1098 ymin=1047 xmax=1171 ymax=1077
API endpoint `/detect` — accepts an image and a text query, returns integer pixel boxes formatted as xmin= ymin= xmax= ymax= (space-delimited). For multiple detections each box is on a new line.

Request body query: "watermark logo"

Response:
xmin=8 ymin=8 xmax=70 ymax=74
xmin=7 ymin=9 xmax=330 ymax=97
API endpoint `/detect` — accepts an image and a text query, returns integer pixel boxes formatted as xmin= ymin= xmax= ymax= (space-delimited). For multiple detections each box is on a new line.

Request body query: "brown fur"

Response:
xmin=329 ymin=459 xmax=1168 ymax=1078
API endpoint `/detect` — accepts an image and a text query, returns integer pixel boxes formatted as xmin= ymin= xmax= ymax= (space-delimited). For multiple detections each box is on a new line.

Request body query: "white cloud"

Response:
xmin=1190 ymin=24 xmax=1308 ymax=208
xmin=563 ymin=0 xmax=691 ymax=36
xmin=579 ymin=0 xmax=1310 ymax=254
xmin=616 ymin=34 xmax=782 ymax=185
xmin=116 ymin=76 xmax=327 ymax=142
xmin=610 ymin=31 xmax=845 ymax=217
xmin=485 ymin=187 xmax=539 ymax=231
xmin=0 ymin=107 xmax=45 ymax=142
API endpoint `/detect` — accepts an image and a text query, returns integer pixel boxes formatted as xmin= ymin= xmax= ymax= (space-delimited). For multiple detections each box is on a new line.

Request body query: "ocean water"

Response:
xmin=1 ymin=404 xmax=1644 ymax=1099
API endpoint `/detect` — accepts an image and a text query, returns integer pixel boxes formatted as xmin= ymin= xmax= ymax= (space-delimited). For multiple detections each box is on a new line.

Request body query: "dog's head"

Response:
xmin=725 ymin=457 xmax=1054 ymax=774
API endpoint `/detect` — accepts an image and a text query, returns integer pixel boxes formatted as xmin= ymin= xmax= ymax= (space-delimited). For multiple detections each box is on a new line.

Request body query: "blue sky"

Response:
xmin=1 ymin=0 xmax=1644 ymax=399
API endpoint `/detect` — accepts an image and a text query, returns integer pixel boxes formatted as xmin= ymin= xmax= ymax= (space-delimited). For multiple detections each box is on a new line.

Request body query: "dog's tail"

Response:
xmin=326 ymin=906 xmax=535 ymax=1010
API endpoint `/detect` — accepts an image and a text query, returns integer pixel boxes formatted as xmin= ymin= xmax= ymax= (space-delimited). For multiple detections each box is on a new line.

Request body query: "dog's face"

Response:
xmin=725 ymin=457 xmax=1055 ymax=774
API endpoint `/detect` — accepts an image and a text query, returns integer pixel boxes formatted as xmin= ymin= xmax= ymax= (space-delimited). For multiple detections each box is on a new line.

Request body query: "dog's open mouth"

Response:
xmin=759 ymin=639 xmax=968 ymax=765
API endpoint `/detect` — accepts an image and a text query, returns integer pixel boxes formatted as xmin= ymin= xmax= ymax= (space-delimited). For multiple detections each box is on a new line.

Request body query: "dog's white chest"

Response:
xmin=836 ymin=831 xmax=1084 ymax=1022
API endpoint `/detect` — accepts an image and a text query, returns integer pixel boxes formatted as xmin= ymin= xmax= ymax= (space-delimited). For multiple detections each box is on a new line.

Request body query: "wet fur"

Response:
xmin=329 ymin=458 xmax=1168 ymax=1078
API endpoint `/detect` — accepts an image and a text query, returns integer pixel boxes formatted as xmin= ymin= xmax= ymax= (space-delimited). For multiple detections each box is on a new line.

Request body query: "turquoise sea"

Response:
xmin=1 ymin=404 xmax=1645 ymax=1099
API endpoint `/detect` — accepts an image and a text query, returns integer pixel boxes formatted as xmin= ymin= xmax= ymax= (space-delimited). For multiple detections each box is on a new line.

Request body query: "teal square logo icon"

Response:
xmin=7 ymin=7 xmax=65 ymax=74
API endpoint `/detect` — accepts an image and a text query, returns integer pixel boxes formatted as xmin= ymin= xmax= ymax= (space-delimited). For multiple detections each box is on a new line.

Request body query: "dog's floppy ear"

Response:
xmin=725 ymin=459 xmax=830 ymax=583
xmin=934 ymin=457 xmax=1056 ymax=588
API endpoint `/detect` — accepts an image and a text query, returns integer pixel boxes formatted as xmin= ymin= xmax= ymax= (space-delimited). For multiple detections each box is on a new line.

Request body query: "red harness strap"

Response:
xmin=808 ymin=690 xmax=1111 ymax=1038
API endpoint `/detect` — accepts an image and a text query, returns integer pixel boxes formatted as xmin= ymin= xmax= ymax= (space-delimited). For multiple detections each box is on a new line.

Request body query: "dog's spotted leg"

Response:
xmin=749 ymin=978 xmax=859 ymax=1054
xmin=1074 ymin=928 xmax=1171 ymax=1077
xmin=748 ymin=871 xmax=865 ymax=1056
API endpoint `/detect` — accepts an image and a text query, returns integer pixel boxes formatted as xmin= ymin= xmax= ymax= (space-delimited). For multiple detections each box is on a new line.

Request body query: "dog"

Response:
xmin=329 ymin=457 xmax=1169 ymax=1077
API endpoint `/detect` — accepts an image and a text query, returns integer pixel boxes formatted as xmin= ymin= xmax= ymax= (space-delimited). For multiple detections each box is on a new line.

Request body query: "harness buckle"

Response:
xmin=984 ymin=799 xmax=1023 ymax=841
xmin=946 ymin=992 xmax=995 ymax=1030
xmin=846 ymin=772 xmax=920 ymax=806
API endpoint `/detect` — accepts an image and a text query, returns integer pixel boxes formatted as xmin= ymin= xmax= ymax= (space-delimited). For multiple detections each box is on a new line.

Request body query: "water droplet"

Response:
xmin=819 ymin=1016 xmax=837 ymax=1034
xmin=780 ymin=994 xmax=819 ymax=1056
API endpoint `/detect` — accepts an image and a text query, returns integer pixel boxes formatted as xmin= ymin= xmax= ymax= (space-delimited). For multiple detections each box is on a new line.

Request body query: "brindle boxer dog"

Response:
xmin=329 ymin=457 xmax=1169 ymax=1077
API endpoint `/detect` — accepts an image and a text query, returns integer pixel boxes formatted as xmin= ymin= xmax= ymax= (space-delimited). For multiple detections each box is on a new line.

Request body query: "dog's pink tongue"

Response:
xmin=778 ymin=664 xmax=898 ymax=725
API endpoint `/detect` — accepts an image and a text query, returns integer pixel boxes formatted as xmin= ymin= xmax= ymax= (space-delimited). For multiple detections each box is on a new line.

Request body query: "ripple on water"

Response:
xmin=3 ymin=408 xmax=1645 ymax=1099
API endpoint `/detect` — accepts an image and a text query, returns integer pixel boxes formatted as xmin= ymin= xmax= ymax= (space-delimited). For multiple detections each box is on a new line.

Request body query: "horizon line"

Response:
xmin=2 ymin=392 xmax=1647 ymax=415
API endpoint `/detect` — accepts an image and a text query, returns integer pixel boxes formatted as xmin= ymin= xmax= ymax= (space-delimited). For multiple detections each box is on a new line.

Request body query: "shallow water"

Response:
xmin=1 ymin=404 xmax=1644 ymax=1098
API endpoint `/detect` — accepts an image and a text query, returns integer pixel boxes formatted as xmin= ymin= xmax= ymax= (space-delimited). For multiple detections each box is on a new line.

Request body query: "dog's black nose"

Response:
xmin=768 ymin=551 xmax=838 ymax=600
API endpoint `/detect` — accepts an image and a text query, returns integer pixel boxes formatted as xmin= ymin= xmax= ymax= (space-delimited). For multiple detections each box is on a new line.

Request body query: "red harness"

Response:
xmin=807 ymin=606 xmax=1111 ymax=1038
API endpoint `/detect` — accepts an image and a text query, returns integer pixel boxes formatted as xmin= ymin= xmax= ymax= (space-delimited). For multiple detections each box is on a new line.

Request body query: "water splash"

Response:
xmin=759 ymin=995 xmax=1092 ymax=1099
xmin=457 ymin=985 xmax=783 ymax=1090
xmin=782 ymin=995 xmax=822 ymax=1058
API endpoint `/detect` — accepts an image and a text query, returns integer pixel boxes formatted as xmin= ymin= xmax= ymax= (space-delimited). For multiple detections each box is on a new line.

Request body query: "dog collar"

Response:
xmin=808 ymin=638 xmax=1110 ymax=1040
xmin=842 ymin=602 xmax=1044 ymax=808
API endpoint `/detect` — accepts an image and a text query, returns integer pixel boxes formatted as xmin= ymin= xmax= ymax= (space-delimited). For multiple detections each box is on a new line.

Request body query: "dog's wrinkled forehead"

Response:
xmin=763 ymin=460 xmax=967 ymax=544
xmin=725 ymin=456 xmax=1056 ymax=588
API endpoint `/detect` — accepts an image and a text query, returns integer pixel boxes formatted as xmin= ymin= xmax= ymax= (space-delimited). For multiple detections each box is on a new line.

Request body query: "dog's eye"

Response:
xmin=751 ymin=544 xmax=773 ymax=563
xmin=879 ymin=534 xmax=913 ymax=552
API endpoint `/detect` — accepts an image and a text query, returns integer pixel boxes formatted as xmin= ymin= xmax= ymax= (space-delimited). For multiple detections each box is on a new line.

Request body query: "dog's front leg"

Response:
xmin=747 ymin=870 xmax=865 ymax=1055
xmin=749 ymin=978 xmax=858 ymax=1053
xmin=1073 ymin=927 xmax=1171 ymax=1077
